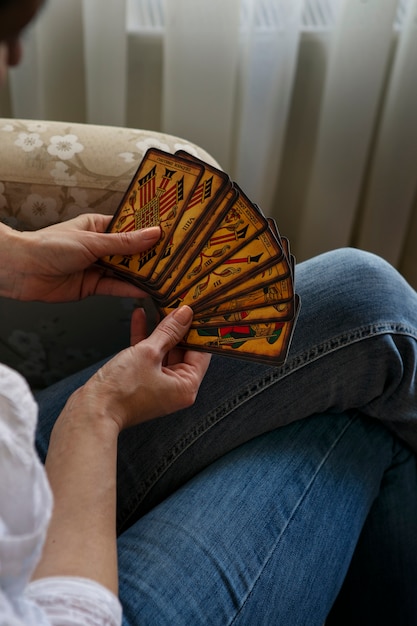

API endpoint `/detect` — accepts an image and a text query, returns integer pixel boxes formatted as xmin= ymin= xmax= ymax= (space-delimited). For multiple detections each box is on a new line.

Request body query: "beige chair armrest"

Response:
xmin=0 ymin=119 xmax=220 ymax=230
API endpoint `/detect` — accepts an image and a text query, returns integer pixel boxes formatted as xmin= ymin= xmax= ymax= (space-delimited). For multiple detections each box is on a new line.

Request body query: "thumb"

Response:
xmin=99 ymin=226 xmax=161 ymax=258
xmin=149 ymin=306 xmax=194 ymax=354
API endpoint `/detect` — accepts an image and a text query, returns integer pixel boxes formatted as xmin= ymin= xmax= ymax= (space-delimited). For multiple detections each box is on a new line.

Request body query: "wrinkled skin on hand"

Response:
xmin=59 ymin=305 xmax=211 ymax=432
xmin=0 ymin=214 xmax=161 ymax=302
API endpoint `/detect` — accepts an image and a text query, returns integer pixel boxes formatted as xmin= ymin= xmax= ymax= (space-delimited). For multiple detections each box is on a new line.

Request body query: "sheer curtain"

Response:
xmin=1 ymin=0 xmax=417 ymax=286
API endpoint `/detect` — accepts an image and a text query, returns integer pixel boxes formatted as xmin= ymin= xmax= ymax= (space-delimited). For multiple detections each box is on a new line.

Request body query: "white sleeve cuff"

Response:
xmin=26 ymin=576 xmax=122 ymax=626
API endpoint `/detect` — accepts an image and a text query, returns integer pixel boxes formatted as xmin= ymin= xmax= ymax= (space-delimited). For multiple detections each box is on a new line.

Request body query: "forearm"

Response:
xmin=32 ymin=389 xmax=121 ymax=594
xmin=31 ymin=304 xmax=208 ymax=591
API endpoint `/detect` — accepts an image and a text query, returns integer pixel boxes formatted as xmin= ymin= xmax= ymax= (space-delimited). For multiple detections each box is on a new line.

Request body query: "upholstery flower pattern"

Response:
xmin=26 ymin=122 xmax=48 ymax=133
xmin=62 ymin=188 xmax=91 ymax=220
xmin=47 ymin=134 xmax=84 ymax=160
xmin=118 ymin=151 xmax=136 ymax=163
xmin=50 ymin=161 xmax=78 ymax=186
xmin=1 ymin=320 xmax=103 ymax=389
xmin=8 ymin=329 xmax=46 ymax=360
xmin=21 ymin=193 xmax=60 ymax=227
xmin=135 ymin=136 xmax=170 ymax=153
xmin=14 ymin=132 xmax=44 ymax=152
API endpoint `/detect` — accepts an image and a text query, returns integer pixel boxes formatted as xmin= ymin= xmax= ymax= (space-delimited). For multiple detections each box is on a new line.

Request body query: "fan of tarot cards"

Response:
xmin=99 ymin=148 xmax=300 ymax=365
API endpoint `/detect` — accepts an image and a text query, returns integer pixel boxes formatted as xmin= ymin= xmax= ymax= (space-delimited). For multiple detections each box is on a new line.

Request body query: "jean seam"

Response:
xmin=228 ymin=413 xmax=360 ymax=625
xmin=120 ymin=323 xmax=417 ymax=529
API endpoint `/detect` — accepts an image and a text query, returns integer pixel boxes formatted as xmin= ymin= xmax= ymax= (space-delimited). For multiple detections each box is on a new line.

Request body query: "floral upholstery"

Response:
xmin=0 ymin=119 xmax=219 ymax=389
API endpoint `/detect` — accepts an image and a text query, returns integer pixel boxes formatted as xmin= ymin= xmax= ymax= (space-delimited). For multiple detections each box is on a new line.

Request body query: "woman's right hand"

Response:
xmin=60 ymin=305 xmax=211 ymax=433
xmin=36 ymin=304 xmax=210 ymax=590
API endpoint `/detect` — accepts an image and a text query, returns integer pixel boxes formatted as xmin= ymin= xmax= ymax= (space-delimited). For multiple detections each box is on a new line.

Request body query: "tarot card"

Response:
xmin=191 ymin=243 xmax=293 ymax=316
xmin=192 ymin=231 xmax=291 ymax=313
xmin=192 ymin=268 xmax=295 ymax=320
xmin=151 ymin=187 xmax=238 ymax=300
xmin=150 ymin=187 xmax=238 ymax=299
xmin=189 ymin=233 xmax=295 ymax=319
xmin=189 ymin=233 xmax=296 ymax=319
xmin=156 ymin=186 xmax=271 ymax=305
xmin=190 ymin=289 xmax=296 ymax=327
xmin=179 ymin=295 xmax=300 ymax=365
xmin=281 ymin=237 xmax=293 ymax=268
xmin=147 ymin=153 xmax=232 ymax=288
xmin=99 ymin=148 xmax=204 ymax=287
xmin=98 ymin=147 xmax=300 ymax=365
xmin=190 ymin=300 xmax=295 ymax=327
xmin=159 ymin=225 xmax=288 ymax=315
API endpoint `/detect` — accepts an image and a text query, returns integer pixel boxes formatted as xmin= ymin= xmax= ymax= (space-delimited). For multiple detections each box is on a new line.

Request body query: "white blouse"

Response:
xmin=0 ymin=364 xmax=122 ymax=625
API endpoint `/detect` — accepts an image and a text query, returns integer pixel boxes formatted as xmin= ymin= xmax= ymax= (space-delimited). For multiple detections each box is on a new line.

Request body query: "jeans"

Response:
xmin=34 ymin=248 xmax=417 ymax=622
xmin=117 ymin=413 xmax=417 ymax=625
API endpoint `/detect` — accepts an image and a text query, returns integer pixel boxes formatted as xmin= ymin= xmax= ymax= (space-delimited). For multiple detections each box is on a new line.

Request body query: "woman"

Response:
xmin=1 ymin=1 xmax=416 ymax=624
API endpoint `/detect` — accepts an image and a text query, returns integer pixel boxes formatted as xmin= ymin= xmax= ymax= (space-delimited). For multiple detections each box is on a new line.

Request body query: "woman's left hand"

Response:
xmin=0 ymin=214 xmax=161 ymax=302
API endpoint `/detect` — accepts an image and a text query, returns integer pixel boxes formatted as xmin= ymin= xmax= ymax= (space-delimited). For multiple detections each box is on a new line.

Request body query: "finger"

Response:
xmin=94 ymin=226 xmax=162 ymax=259
xmin=165 ymin=345 xmax=187 ymax=366
xmin=146 ymin=306 xmax=194 ymax=356
xmin=182 ymin=349 xmax=212 ymax=379
xmin=165 ymin=345 xmax=211 ymax=374
xmin=66 ymin=214 xmax=162 ymax=259
xmin=130 ymin=307 xmax=148 ymax=346
xmin=69 ymin=213 xmax=116 ymax=233
xmin=79 ymin=269 xmax=149 ymax=298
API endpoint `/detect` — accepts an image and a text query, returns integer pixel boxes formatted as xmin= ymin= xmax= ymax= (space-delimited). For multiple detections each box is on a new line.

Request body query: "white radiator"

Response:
xmin=125 ymin=0 xmax=417 ymax=287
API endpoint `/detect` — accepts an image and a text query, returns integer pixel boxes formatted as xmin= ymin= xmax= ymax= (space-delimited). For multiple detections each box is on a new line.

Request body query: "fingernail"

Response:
xmin=141 ymin=226 xmax=161 ymax=240
xmin=173 ymin=305 xmax=193 ymax=325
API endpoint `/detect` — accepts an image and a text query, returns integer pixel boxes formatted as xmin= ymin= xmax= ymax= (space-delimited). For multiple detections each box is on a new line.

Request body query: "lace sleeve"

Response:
xmin=0 ymin=365 xmax=122 ymax=625
xmin=26 ymin=577 xmax=122 ymax=626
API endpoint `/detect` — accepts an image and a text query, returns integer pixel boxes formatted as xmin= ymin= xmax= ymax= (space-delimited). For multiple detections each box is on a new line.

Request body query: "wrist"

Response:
xmin=0 ymin=223 xmax=27 ymax=299
xmin=54 ymin=386 xmax=122 ymax=444
xmin=77 ymin=371 xmax=139 ymax=433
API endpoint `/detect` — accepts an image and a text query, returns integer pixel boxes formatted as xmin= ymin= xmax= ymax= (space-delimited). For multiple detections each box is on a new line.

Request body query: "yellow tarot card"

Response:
xmin=158 ymin=186 xmax=270 ymax=305
xmin=180 ymin=296 xmax=300 ymax=365
xmin=152 ymin=187 xmax=238 ymax=300
xmin=148 ymin=156 xmax=232 ymax=291
xmin=190 ymin=298 xmax=295 ymax=328
xmin=161 ymin=227 xmax=288 ymax=315
xmin=192 ymin=249 xmax=292 ymax=315
xmin=192 ymin=264 xmax=295 ymax=319
xmin=99 ymin=148 xmax=204 ymax=286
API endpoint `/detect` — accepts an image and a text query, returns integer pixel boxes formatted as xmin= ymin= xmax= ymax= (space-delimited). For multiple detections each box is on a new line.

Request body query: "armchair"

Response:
xmin=0 ymin=119 xmax=219 ymax=389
